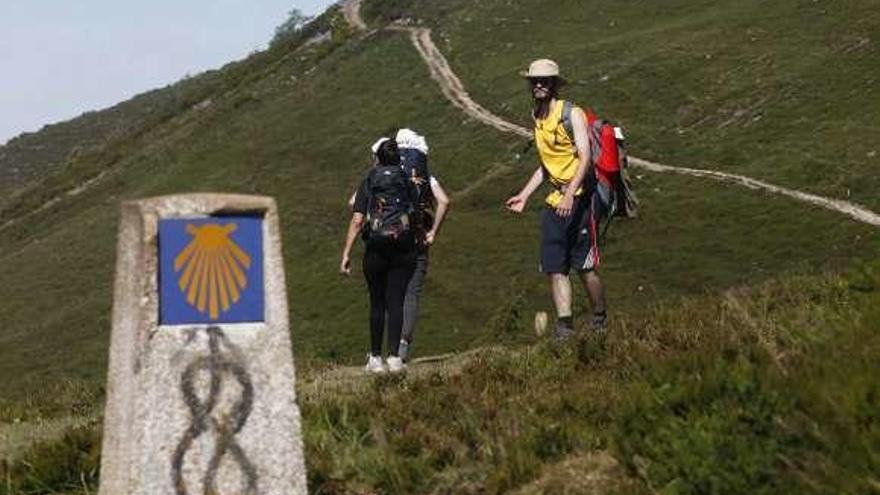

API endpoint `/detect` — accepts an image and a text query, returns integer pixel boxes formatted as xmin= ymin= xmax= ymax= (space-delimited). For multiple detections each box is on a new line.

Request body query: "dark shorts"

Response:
xmin=539 ymin=189 xmax=608 ymax=274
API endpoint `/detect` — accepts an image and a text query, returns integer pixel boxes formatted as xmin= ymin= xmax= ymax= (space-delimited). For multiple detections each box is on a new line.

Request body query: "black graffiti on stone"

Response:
xmin=171 ymin=326 xmax=258 ymax=495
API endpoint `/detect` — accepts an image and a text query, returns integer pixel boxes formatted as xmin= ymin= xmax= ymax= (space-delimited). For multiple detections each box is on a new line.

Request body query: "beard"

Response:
xmin=532 ymin=88 xmax=555 ymax=119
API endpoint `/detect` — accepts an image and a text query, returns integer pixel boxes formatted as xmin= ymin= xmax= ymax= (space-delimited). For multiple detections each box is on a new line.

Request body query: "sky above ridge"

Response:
xmin=0 ymin=0 xmax=337 ymax=145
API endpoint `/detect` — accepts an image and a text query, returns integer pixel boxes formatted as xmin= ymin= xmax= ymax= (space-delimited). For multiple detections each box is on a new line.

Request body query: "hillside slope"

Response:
xmin=1 ymin=0 xmax=879 ymax=400
xmin=363 ymin=0 xmax=880 ymax=209
xmin=4 ymin=266 xmax=879 ymax=493
xmin=0 ymin=43 xmax=301 ymax=212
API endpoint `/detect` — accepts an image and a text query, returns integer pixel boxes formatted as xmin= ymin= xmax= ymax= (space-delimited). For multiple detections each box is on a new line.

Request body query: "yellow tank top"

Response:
xmin=534 ymin=99 xmax=582 ymax=207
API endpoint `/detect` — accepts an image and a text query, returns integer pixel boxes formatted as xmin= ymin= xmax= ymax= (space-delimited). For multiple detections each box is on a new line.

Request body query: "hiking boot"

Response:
xmin=398 ymin=339 xmax=410 ymax=362
xmin=554 ymin=322 xmax=575 ymax=342
xmin=364 ymin=354 xmax=386 ymax=374
xmin=386 ymin=356 xmax=406 ymax=373
xmin=590 ymin=313 xmax=608 ymax=333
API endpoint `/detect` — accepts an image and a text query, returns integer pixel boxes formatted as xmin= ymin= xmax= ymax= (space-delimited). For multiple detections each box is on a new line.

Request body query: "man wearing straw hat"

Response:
xmin=505 ymin=59 xmax=608 ymax=339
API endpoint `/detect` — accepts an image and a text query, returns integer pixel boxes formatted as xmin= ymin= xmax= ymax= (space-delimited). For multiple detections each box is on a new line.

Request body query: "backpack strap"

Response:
xmin=561 ymin=100 xmax=599 ymax=151
xmin=561 ymin=100 xmax=575 ymax=140
xmin=561 ymin=101 xmax=601 ymax=185
xmin=561 ymin=101 xmax=599 ymax=138
xmin=364 ymin=169 xmax=376 ymax=219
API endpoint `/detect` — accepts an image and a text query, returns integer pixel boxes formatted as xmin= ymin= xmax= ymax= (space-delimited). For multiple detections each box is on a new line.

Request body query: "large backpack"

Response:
xmin=399 ymin=148 xmax=433 ymax=209
xmin=363 ymin=165 xmax=417 ymax=246
xmin=399 ymin=147 xmax=435 ymax=235
xmin=561 ymin=101 xmax=639 ymax=221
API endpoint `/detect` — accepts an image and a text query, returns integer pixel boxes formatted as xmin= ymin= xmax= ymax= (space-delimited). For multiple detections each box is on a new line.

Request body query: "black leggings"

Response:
xmin=363 ymin=245 xmax=416 ymax=356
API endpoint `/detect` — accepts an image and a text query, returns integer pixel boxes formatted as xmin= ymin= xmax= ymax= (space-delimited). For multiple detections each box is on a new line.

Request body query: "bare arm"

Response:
xmin=426 ymin=177 xmax=451 ymax=245
xmin=340 ymin=212 xmax=364 ymax=275
xmin=556 ymin=107 xmax=592 ymax=217
xmin=505 ymin=166 xmax=545 ymax=214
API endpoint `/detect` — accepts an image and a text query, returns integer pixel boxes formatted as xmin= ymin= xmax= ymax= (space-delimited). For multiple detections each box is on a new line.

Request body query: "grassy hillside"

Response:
xmin=0 ymin=73 xmax=221 ymax=205
xmin=1 ymin=0 xmax=879 ymax=406
xmin=3 ymin=264 xmax=879 ymax=493
xmin=0 ymin=39 xmax=303 ymax=213
xmin=365 ymin=0 xmax=880 ymax=210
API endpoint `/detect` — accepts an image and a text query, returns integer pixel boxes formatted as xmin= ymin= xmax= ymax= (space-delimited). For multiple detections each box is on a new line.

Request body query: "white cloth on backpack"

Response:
xmin=395 ymin=128 xmax=429 ymax=155
xmin=370 ymin=137 xmax=390 ymax=154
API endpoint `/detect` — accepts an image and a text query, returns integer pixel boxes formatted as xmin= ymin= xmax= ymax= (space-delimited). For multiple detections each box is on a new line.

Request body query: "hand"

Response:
xmin=425 ymin=230 xmax=436 ymax=246
xmin=506 ymin=195 xmax=527 ymax=214
xmin=340 ymin=255 xmax=351 ymax=276
xmin=555 ymin=193 xmax=574 ymax=217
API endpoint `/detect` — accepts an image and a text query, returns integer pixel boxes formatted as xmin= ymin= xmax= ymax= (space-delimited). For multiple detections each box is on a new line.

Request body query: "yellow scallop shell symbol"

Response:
xmin=174 ymin=223 xmax=251 ymax=320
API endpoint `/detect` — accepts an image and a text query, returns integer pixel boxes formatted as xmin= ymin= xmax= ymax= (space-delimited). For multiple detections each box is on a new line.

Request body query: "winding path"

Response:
xmin=341 ymin=0 xmax=880 ymax=227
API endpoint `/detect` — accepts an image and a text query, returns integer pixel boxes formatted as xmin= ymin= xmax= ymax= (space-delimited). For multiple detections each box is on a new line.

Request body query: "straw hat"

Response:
xmin=520 ymin=59 xmax=567 ymax=84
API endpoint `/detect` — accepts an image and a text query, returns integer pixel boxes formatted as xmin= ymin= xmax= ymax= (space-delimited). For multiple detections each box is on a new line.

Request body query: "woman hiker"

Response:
xmin=340 ymin=138 xmax=417 ymax=373
xmin=347 ymin=129 xmax=452 ymax=362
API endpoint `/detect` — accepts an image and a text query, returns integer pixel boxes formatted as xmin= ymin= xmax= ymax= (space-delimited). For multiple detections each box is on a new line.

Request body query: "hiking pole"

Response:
xmin=600 ymin=209 xmax=616 ymax=241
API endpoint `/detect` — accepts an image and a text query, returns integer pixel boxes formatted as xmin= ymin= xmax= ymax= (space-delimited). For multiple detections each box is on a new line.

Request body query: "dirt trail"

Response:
xmin=300 ymin=347 xmax=492 ymax=399
xmin=629 ymin=156 xmax=880 ymax=225
xmin=0 ymin=168 xmax=112 ymax=234
xmin=402 ymin=27 xmax=533 ymax=138
xmin=342 ymin=0 xmax=880 ymax=227
xmin=4 ymin=0 xmax=877 ymax=233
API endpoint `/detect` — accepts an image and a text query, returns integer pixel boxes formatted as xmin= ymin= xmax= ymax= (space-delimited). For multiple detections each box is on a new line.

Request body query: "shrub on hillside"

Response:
xmin=0 ymin=426 xmax=100 ymax=495
xmin=271 ymin=8 xmax=313 ymax=47
xmin=2 ymin=271 xmax=877 ymax=494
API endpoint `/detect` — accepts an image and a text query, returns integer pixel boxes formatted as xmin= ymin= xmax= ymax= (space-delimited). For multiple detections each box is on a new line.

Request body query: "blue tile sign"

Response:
xmin=159 ymin=217 xmax=264 ymax=324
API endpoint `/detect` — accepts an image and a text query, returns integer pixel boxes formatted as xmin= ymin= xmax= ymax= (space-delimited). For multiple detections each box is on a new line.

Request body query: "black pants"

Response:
xmin=363 ymin=244 xmax=416 ymax=356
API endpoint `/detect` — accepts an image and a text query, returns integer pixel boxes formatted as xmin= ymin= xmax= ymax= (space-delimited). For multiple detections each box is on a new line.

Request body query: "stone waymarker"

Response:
xmin=99 ymin=194 xmax=307 ymax=495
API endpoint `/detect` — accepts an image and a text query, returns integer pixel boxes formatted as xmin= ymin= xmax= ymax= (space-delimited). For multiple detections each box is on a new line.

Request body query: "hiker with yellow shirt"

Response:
xmin=505 ymin=59 xmax=608 ymax=339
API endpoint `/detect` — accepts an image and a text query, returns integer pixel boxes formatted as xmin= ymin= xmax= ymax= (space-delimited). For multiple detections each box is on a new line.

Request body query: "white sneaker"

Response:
xmin=364 ymin=354 xmax=386 ymax=374
xmin=386 ymin=356 xmax=406 ymax=373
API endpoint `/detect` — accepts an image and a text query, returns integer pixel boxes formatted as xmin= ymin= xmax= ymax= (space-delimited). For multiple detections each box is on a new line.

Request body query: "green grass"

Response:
xmin=4 ymin=263 xmax=877 ymax=494
xmin=0 ymin=0 xmax=878 ymax=410
xmin=302 ymin=264 xmax=880 ymax=494
xmin=3 ymin=0 xmax=880 ymax=492
xmin=366 ymin=0 xmax=880 ymax=211
xmin=1 ymin=425 xmax=100 ymax=495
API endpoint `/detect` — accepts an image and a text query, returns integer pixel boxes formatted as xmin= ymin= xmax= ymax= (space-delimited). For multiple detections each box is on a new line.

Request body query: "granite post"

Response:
xmin=98 ymin=194 xmax=307 ymax=495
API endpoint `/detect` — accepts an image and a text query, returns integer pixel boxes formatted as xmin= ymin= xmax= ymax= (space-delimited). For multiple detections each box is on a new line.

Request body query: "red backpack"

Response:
xmin=561 ymin=101 xmax=639 ymax=220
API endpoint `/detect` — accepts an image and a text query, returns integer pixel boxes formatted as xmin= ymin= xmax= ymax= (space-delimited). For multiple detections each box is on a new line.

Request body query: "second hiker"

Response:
xmin=395 ymin=129 xmax=451 ymax=362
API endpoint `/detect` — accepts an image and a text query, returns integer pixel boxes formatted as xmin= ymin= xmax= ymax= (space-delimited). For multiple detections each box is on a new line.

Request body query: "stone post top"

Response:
xmin=122 ymin=193 xmax=277 ymax=216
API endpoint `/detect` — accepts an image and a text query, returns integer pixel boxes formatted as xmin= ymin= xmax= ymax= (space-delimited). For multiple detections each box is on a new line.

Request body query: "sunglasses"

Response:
xmin=528 ymin=77 xmax=555 ymax=87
